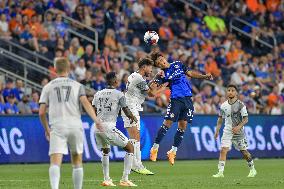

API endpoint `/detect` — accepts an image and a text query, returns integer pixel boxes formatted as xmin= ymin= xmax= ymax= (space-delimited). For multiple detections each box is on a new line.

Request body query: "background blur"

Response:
xmin=0 ymin=0 xmax=284 ymax=116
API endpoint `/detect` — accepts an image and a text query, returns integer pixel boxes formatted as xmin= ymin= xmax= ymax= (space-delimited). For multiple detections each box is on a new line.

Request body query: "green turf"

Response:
xmin=0 ymin=159 xmax=284 ymax=189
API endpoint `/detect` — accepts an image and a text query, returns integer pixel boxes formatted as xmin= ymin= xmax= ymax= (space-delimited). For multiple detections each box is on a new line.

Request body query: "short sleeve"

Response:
xmin=92 ymin=94 xmax=97 ymax=107
xmin=136 ymin=81 xmax=149 ymax=91
xmin=241 ymin=105 xmax=248 ymax=117
xmin=78 ymin=85 xmax=86 ymax=97
xmin=118 ymin=95 xmax=127 ymax=108
xmin=39 ymin=86 xmax=49 ymax=105
xmin=218 ymin=106 xmax=225 ymax=118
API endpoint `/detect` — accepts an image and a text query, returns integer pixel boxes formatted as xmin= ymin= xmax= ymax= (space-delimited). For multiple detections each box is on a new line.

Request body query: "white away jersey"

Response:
xmin=125 ymin=72 xmax=149 ymax=111
xmin=219 ymin=99 xmax=248 ymax=134
xmin=92 ymin=88 xmax=126 ymax=123
xmin=39 ymin=77 xmax=85 ymax=128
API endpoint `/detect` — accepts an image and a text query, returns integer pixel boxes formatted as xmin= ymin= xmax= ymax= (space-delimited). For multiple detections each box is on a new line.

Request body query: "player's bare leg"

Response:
xmin=213 ymin=147 xmax=229 ymax=177
xmin=241 ymin=150 xmax=257 ymax=177
xmin=167 ymin=120 xmax=187 ymax=165
xmin=120 ymin=142 xmax=137 ymax=187
xmin=127 ymin=127 xmax=154 ymax=175
xmin=100 ymin=148 xmax=116 ymax=186
xmin=49 ymin=153 xmax=63 ymax=189
xmin=71 ymin=153 xmax=83 ymax=189
xmin=151 ymin=120 xmax=173 ymax=162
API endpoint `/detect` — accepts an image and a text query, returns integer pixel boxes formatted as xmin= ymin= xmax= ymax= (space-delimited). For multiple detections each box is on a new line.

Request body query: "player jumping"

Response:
xmin=39 ymin=57 xmax=101 ymax=189
xmin=92 ymin=72 xmax=139 ymax=187
xmin=122 ymin=58 xmax=166 ymax=174
xmin=149 ymin=51 xmax=213 ymax=165
xmin=212 ymin=84 xmax=257 ymax=178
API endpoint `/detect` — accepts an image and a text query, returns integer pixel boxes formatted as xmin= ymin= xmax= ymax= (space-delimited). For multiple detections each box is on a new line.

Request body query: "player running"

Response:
xmin=92 ymin=72 xmax=138 ymax=187
xmin=122 ymin=58 xmax=166 ymax=175
xmin=149 ymin=51 xmax=213 ymax=165
xmin=39 ymin=57 xmax=101 ymax=189
xmin=212 ymin=84 xmax=257 ymax=178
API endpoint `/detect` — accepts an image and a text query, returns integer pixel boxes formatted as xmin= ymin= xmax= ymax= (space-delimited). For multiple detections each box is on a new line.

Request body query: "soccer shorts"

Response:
xmin=122 ymin=109 xmax=140 ymax=130
xmin=221 ymin=131 xmax=248 ymax=151
xmin=95 ymin=122 xmax=129 ymax=149
xmin=49 ymin=127 xmax=84 ymax=156
xmin=164 ymin=96 xmax=194 ymax=123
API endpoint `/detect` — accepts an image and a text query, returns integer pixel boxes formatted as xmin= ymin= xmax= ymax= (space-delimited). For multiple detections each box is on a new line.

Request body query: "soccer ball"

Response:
xmin=144 ymin=31 xmax=159 ymax=45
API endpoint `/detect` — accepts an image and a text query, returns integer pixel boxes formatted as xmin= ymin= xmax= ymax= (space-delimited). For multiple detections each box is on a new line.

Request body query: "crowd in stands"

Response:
xmin=0 ymin=0 xmax=284 ymax=115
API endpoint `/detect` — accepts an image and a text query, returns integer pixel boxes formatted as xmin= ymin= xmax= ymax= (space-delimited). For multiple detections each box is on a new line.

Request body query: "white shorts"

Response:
xmin=95 ymin=122 xmax=129 ymax=149
xmin=221 ymin=132 xmax=248 ymax=151
xmin=121 ymin=109 xmax=140 ymax=130
xmin=49 ymin=127 xmax=83 ymax=156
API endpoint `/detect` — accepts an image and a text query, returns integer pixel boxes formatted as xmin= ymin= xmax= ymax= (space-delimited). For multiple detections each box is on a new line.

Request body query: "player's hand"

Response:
xmin=45 ymin=128 xmax=51 ymax=142
xmin=214 ymin=131 xmax=219 ymax=140
xmin=232 ymin=126 xmax=241 ymax=134
xmin=204 ymin=73 xmax=213 ymax=80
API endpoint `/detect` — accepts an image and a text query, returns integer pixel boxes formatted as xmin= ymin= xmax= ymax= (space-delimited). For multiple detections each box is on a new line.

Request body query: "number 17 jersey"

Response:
xmin=39 ymin=77 xmax=86 ymax=128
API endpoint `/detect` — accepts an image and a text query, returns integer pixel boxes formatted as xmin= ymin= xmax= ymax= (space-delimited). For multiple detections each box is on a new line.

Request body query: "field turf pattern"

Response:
xmin=0 ymin=159 xmax=283 ymax=189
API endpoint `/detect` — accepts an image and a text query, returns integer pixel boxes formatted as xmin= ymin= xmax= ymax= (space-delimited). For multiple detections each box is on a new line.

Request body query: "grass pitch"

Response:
xmin=0 ymin=159 xmax=283 ymax=189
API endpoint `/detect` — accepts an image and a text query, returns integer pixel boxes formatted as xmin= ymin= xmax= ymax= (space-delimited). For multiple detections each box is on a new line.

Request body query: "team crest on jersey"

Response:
xmin=170 ymin=113 xmax=175 ymax=118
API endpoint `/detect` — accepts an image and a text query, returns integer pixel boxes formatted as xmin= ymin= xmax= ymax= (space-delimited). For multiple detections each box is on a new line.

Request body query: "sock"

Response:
xmin=129 ymin=139 xmax=139 ymax=169
xmin=72 ymin=166 xmax=83 ymax=189
xmin=173 ymin=128 xmax=185 ymax=149
xmin=122 ymin=152 xmax=134 ymax=181
xmin=153 ymin=143 xmax=159 ymax=149
xmin=154 ymin=124 xmax=169 ymax=145
xmin=171 ymin=146 xmax=178 ymax=153
xmin=101 ymin=153 xmax=110 ymax=181
xmin=135 ymin=141 xmax=142 ymax=168
xmin=49 ymin=164 xmax=60 ymax=189
xmin=218 ymin=161 xmax=225 ymax=172
xmin=247 ymin=159 xmax=255 ymax=170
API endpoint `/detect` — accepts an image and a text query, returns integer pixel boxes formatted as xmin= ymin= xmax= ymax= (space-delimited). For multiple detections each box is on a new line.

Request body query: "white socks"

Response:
xmin=171 ymin=146 xmax=178 ymax=153
xmin=135 ymin=141 xmax=142 ymax=167
xmin=49 ymin=164 xmax=60 ymax=189
xmin=72 ymin=166 xmax=83 ymax=189
xmin=101 ymin=153 xmax=110 ymax=181
xmin=247 ymin=160 xmax=255 ymax=170
xmin=122 ymin=152 xmax=134 ymax=181
xmin=153 ymin=143 xmax=159 ymax=149
xmin=129 ymin=139 xmax=140 ymax=169
xmin=218 ymin=161 xmax=226 ymax=173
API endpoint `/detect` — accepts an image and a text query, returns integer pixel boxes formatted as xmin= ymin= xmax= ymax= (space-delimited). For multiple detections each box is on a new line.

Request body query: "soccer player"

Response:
xmin=122 ymin=58 xmax=166 ymax=174
xmin=39 ymin=57 xmax=101 ymax=189
xmin=92 ymin=72 xmax=138 ymax=187
xmin=212 ymin=84 xmax=257 ymax=178
xmin=149 ymin=51 xmax=213 ymax=165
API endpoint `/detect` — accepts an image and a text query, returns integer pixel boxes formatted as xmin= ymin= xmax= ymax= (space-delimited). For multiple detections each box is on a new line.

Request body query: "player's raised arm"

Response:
xmin=186 ymin=70 xmax=213 ymax=80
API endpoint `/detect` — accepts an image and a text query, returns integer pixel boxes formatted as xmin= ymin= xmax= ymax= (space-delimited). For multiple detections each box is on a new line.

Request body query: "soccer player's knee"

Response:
xmin=241 ymin=150 xmax=251 ymax=159
xmin=221 ymin=147 xmax=229 ymax=154
xmin=71 ymin=154 xmax=82 ymax=166
xmin=102 ymin=148 xmax=110 ymax=155
xmin=163 ymin=120 xmax=172 ymax=128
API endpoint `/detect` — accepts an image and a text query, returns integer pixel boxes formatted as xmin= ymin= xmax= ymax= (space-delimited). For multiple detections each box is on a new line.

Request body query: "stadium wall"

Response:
xmin=0 ymin=115 xmax=284 ymax=164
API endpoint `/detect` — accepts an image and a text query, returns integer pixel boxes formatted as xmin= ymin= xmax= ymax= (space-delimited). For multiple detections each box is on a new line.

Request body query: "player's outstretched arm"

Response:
xmin=147 ymin=82 xmax=168 ymax=97
xmin=39 ymin=103 xmax=50 ymax=141
xmin=80 ymin=96 xmax=101 ymax=127
xmin=214 ymin=117 xmax=223 ymax=140
xmin=186 ymin=70 xmax=213 ymax=80
xmin=122 ymin=107 xmax=138 ymax=124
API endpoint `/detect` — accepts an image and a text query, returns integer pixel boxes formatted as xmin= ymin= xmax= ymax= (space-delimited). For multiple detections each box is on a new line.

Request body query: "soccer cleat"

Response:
xmin=101 ymin=179 xmax=116 ymax=186
xmin=212 ymin=172 xmax=224 ymax=178
xmin=167 ymin=150 xmax=176 ymax=165
xmin=132 ymin=167 xmax=154 ymax=175
xmin=119 ymin=180 xmax=137 ymax=187
xmin=150 ymin=148 xmax=158 ymax=162
xmin=247 ymin=169 xmax=257 ymax=177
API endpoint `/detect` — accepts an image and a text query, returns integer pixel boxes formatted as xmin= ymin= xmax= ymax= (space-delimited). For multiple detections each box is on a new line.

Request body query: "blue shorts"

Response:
xmin=164 ymin=96 xmax=194 ymax=123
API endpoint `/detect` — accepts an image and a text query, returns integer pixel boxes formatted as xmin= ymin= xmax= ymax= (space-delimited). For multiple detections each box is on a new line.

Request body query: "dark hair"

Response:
xmin=149 ymin=51 xmax=163 ymax=66
xmin=106 ymin=72 xmax=117 ymax=86
xmin=227 ymin=84 xmax=238 ymax=91
xmin=138 ymin=58 xmax=153 ymax=68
